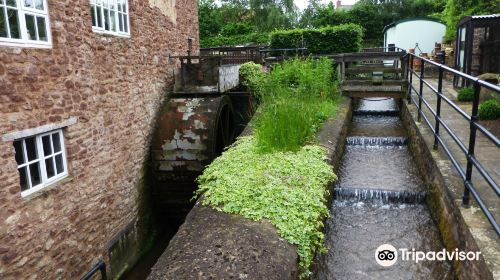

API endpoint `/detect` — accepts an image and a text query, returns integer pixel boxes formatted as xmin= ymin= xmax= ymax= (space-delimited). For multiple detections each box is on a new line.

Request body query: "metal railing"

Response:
xmin=200 ymin=46 xmax=265 ymax=65
xmin=406 ymin=53 xmax=500 ymax=236
xmin=81 ymin=260 xmax=107 ymax=280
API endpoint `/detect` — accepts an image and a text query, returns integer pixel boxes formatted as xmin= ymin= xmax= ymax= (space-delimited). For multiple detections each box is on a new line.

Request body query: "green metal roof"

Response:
xmin=382 ymin=17 xmax=445 ymax=34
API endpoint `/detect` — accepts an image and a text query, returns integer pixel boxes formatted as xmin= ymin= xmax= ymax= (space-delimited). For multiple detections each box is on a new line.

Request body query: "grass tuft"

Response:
xmin=252 ymin=57 xmax=340 ymax=152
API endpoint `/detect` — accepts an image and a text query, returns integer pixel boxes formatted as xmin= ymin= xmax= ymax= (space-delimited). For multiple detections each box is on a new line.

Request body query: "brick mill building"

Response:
xmin=0 ymin=0 xmax=199 ymax=278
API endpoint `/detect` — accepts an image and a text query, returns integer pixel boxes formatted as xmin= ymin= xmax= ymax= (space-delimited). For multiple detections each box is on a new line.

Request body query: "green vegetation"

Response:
xmin=478 ymin=99 xmax=500 ymax=120
xmin=196 ymin=58 xmax=341 ymax=276
xmin=199 ymin=0 xmax=498 ymax=48
xmin=442 ymin=0 xmax=500 ymax=41
xmin=270 ymin=24 xmax=363 ymax=55
xmin=252 ymin=58 xmax=340 ymax=152
xmin=239 ymin=61 xmax=264 ymax=88
xmin=457 ymin=87 xmax=474 ymax=102
xmin=200 ymin=33 xmax=269 ymax=48
xmin=196 ymin=136 xmax=336 ymax=277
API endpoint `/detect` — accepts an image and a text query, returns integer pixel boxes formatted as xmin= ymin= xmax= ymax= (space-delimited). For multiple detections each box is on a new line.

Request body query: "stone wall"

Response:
xmin=0 ymin=0 xmax=199 ymax=279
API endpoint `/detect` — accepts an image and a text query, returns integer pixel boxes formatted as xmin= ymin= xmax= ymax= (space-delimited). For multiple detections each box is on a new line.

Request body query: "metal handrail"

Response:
xmin=81 ymin=260 xmax=107 ymax=280
xmin=406 ymin=53 xmax=500 ymax=236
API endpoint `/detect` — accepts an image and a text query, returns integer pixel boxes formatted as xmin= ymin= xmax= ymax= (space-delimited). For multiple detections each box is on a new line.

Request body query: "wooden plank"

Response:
xmin=342 ymin=79 xmax=408 ymax=86
xmin=342 ymin=91 xmax=406 ymax=98
xmin=332 ymin=51 xmax=406 ymax=62
xmin=341 ymin=85 xmax=403 ymax=92
xmin=346 ymin=67 xmax=402 ymax=74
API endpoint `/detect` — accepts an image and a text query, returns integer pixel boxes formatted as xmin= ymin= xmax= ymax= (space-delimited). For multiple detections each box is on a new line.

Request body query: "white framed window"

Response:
xmin=90 ymin=0 xmax=130 ymax=37
xmin=13 ymin=129 xmax=68 ymax=197
xmin=0 ymin=0 xmax=52 ymax=48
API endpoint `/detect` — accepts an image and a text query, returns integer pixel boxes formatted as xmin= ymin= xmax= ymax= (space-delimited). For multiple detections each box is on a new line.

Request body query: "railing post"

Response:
xmin=434 ymin=67 xmax=444 ymax=150
xmin=407 ymin=55 xmax=414 ymax=104
xmin=417 ymin=59 xmax=425 ymax=122
xmin=463 ymin=81 xmax=481 ymax=206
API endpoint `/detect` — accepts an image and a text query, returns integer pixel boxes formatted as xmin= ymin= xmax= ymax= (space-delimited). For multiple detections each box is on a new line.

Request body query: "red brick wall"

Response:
xmin=0 ymin=0 xmax=199 ymax=278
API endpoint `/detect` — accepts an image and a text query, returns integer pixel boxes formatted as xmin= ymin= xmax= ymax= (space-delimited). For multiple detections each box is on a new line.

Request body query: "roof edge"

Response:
xmin=382 ymin=16 xmax=445 ymax=34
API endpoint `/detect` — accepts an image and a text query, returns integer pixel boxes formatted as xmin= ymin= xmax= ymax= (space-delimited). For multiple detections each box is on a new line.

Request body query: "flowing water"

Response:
xmin=313 ymin=98 xmax=452 ymax=279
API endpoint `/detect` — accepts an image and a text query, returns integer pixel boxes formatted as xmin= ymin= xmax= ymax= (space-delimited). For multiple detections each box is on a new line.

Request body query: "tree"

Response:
xmin=443 ymin=0 xmax=500 ymax=41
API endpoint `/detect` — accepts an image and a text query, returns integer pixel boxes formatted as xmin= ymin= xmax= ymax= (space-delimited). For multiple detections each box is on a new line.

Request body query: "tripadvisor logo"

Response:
xmin=375 ymin=244 xmax=482 ymax=267
xmin=375 ymin=244 xmax=398 ymax=267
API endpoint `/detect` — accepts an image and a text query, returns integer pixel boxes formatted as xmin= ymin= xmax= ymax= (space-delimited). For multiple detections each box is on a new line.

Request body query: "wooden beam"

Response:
xmin=342 ymin=91 xmax=406 ymax=98
xmin=345 ymin=67 xmax=402 ymax=74
xmin=342 ymin=79 xmax=408 ymax=86
xmin=332 ymin=51 xmax=406 ymax=62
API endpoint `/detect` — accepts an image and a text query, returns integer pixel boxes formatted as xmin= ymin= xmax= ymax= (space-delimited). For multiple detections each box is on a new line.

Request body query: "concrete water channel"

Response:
xmin=313 ymin=98 xmax=453 ymax=279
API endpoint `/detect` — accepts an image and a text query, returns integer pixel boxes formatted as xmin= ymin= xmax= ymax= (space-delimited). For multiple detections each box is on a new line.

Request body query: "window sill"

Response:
xmin=21 ymin=174 xmax=73 ymax=201
xmin=0 ymin=39 xmax=52 ymax=49
xmin=92 ymin=28 xmax=131 ymax=39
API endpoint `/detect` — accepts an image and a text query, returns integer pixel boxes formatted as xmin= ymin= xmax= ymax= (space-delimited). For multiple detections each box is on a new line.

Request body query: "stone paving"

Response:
xmin=408 ymin=78 xmax=500 ymax=278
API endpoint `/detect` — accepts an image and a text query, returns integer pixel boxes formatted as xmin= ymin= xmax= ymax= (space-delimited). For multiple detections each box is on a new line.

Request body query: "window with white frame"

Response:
xmin=0 ymin=0 xmax=51 ymax=47
xmin=90 ymin=0 xmax=129 ymax=36
xmin=13 ymin=130 xmax=68 ymax=197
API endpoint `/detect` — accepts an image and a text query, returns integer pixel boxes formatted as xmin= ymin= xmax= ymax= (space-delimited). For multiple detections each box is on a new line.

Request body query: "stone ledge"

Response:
xmin=147 ymin=98 xmax=352 ymax=279
xmin=2 ymin=117 xmax=78 ymax=141
xmin=400 ymin=101 xmax=497 ymax=280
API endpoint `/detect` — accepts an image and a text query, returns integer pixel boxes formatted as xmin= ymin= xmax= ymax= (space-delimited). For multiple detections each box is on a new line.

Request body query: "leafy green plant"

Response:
xmin=196 ymin=136 xmax=337 ymax=277
xmin=220 ymin=22 xmax=254 ymax=36
xmin=269 ymin=24 xmax=363 ymax=55
xmin=239 ymin=61 xmax=264 ymax=89
xmin=457 ymin=87 xmax=474 ymax=102
xmin=252 ymin=57 xmax=341 ymax=152
xmin=478 ymin=99 xmax=500 ymax=120
xmin=200 ymin=33 xmax=269 ymax=48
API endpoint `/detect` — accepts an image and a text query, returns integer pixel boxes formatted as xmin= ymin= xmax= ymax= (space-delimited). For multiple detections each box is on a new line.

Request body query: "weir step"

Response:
xmin=346 ymin=136 xmax=408 ymax=146
xmin=353 ymin=110 xmax=399 ymax=116
xmin=334 ymin=187 xmax=427 ymax=204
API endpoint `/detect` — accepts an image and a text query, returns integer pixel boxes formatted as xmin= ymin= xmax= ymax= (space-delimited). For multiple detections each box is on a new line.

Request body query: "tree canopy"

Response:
xmin=198 ymin=0 xmax=499 ymax=48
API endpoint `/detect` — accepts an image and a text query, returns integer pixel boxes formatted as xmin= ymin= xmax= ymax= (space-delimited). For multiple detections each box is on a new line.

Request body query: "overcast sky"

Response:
xmin=294 ymin=0 xmax=358 ymax=11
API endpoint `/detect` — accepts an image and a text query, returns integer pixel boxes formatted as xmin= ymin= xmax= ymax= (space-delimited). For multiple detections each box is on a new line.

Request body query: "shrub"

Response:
xmin=457 ymin=87 xmax=474 ymax=102
xmin=196 ymin=136 xmax=337 ymax=277
xmin=220 ymin=22 xmax=254 ymax=36
xmin=239 ymin=62 xmax=264 ymax=89
xmin=252 ymin=58 xmax=341 ymax=152
xmin=200 ymin=33 xmax=269 ymax=48
xmin=269 ymin=24 xmax=363 ymax=55
xmin=478 ymin=99 xmax=500 ymax=120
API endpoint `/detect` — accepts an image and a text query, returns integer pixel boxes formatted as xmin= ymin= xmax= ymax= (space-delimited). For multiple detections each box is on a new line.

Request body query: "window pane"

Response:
xmin=55 ymin=154 xmax=64 ymax=174
xmin=117 ymin=0 xmax=121 ymax=12
xmin=7 ymin=8 xmax=20 ymax=39
xmin=45 ymin=157 xmax=55 ymax=178
xmin=123 ymin=14 xmax=127 ymax=33
xmin=25 ymin=137 xmax=37 ymax=161
xmin=13 ymin=140 xmax=25 ymax=164
xmin=34 ymin=0 xmax=43 ymax=10
xmin=19 ymin=167 xmax=29 ymax=191
xmin=0 ymin=8 xmax=7 ymax=38
xmin=36 ymin=16 xmax=46 ymax=41
xmin=118 ymin=12 xmax=123 ymax=31
xmin=52 ymin=133 xmax=61 ymax=152
xmin=29 ymin=162 xmax=41 ymax=186
xmin=25 ymin=14 xmax=36 ymax=40
xmin=91 ymin=5 xmax=96 ymax=27
xmin=103 ymin=7 xmax=109 ymax=30
xmin=96 ymin=5 xmax=102 ymax=27
xmin=122 ymin=2 xmax=126 ymax=12
xmin=110 ymin=10 xmax=115 ymax=31
xmin=42 ymin=135 xmax=52 ymax=155
xmin=24 ymin=0 xmax=33 ymax=8
xmin=6 ymin=0 xmax=15 ymax=7
xmin=0 ymin=0 xmax=4 ymax=5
